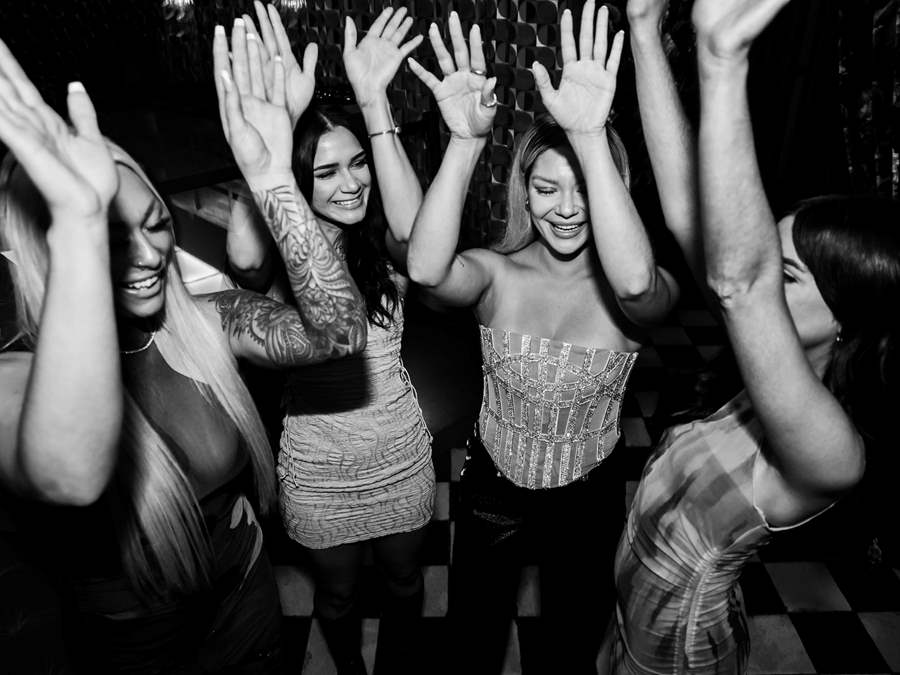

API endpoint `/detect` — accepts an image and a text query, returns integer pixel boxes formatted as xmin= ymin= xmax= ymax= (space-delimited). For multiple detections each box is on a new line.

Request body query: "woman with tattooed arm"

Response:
xmin=0 ymin=28 xmax=365 ymax=673
xmin=217 ymin=6 xmax=434 ymax=674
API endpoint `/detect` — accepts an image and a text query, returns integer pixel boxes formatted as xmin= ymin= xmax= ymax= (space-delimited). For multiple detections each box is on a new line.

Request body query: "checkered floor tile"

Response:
xmin=264 ymin=294 xmax=900 ymax=674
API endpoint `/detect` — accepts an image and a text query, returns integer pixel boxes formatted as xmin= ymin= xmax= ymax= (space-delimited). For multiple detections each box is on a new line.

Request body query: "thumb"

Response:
xmin=480 ymin=77 xmax=497 ymax=106
xmin=531 ymin=62 xmax=553 ymax=95
xmin=66 ymin=82 xmax=102 ymax=141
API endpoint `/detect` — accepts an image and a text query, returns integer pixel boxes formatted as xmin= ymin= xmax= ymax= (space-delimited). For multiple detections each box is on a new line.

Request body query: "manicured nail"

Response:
xmin=215 ymin=24 xmax=225 ymax=35
xmin=234 ymin=17 xmax=244 ymax=27
xmin=68 ymin=81 xmax=85 ymax=94
xmin=247 ymin=32 xmax=257 ymax=40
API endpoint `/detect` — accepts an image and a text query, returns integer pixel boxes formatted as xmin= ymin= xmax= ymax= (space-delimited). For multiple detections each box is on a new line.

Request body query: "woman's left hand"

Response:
xmin=343 ymin=8 xmax=423 ymax=107
xmin=533 ymin=1 xmax=624 ymax=136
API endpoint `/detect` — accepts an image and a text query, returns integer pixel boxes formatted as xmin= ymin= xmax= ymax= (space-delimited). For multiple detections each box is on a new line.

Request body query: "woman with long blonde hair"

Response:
xmin=0 ymin=34 xmax=366 ymax=672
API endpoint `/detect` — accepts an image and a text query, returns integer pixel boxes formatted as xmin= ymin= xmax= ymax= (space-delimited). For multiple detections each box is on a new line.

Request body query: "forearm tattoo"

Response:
xmin=213 ymin=291 xmax=316 ymax=364
xmin=213 ymin=184 xmax=366 ymax=363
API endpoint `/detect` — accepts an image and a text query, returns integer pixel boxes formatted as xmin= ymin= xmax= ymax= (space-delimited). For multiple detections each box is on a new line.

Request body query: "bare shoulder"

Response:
xmin=457 ymin=247 xmax=510 ymax=275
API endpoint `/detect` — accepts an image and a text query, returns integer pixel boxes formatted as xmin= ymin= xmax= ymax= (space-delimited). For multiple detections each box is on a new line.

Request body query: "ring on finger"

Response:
xmin=481 ymin=92 xmax=499 ymax=108
xmin=470 ymin=68 xmax=487 ymax=77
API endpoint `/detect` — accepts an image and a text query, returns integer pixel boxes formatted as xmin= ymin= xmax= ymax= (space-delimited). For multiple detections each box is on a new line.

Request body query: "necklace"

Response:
xmin=120 ymin=331 xmax=156 ymax=355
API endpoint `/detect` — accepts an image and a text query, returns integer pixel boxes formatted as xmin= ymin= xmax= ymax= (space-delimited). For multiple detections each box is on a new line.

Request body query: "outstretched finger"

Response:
xmin=384 ymin=7 xmax=407 ymax=39
xmin=392 ymin=16 xmax=414 ymax=46
xmin=246 ymin=33 xmax=266 ymax=98
xmin=560 ymin=9 xmax=576 ymax=64
xmin=398 ymin=34 xmax=424 ymax=60
xmin=0 ymin=39 xmax=43 ymax=107
xmin=579 ymin=0 xmax=596 ymax=60
xmin=301 ymin=42 xmax=318 ymax=75
xmin=531 ymin=61 xmax=553 ymax=95
xmin=344 ymin=17 xmax=358 ymax=55
xmin=469 ymin=24 xmax=486 ymax=73
xmin=243 ymin=13 xmax=271 ymax=63
xmin=220 ymin=69 xmax=246 ymax=137
xmin=448 ymin=12 xmax=470 ymax=71
xmin=480 ymin=76 xmax=497 ymax=106
xmin=369 ymin=6 xmax=394 ymax=37
xmin=593 ymin=4 xmax=608 ymax=63
xmin=267 ymin=4 xmax=294 ymax=62
xmin=66 ymin=81 xmax=102 ymax=141
xmin=605 ymin=30 xmax=624 ymax=75
xmin=271 ymin=57 xmax=286 ymax=107
xmin=407 ymin=57 xmax=441 ymax=92
xmin=429 ymin=23 xmax=456 ymax=76
xmin=254 ymin=1 xmax=279 ymax=59
xmin=213 ymin=25 xmax=231 ymax=135
xmin=231 ymin=18 xmax=252 ymax=96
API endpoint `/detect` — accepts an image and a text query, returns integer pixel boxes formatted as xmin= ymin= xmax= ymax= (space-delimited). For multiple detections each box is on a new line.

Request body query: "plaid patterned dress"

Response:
xmin=609 ymin=392 xmax=781 ymax=674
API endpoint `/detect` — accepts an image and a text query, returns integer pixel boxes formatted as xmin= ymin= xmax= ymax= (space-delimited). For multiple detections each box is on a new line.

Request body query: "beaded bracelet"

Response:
xmin=368 ymin=125 xmax=401 ymax=139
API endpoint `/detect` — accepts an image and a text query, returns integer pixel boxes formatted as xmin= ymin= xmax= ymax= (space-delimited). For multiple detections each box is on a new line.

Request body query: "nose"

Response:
xmin=340 ymin=169 xmax=361 ymax=194
xmin=128 ymin=230 xmax=163 ymax=269
xmin=556 ymin=190 xmax=579 ymax=219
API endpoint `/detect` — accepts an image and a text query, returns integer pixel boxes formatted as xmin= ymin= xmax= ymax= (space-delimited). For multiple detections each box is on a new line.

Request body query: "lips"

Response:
xmin=120 ymin=272 xmax=163 ymax=297
xmin=332 ymin=195 xmax=364 ymax=209
xmin=549 ymin=221 xmax=586 ymax=237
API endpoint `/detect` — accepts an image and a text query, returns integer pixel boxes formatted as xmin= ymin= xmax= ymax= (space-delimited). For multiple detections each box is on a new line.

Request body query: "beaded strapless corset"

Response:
xmin=478 ymin=325 xmax=637 ymax=489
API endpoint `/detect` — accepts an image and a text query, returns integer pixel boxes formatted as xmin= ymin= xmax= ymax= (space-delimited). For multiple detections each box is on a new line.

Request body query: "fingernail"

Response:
xmin=220 ymin=70 xmax=232 ymax=86
xmin=274 ymin=55 xmax=282 ymax=62
xmin=247 ymin=32 xmax=257 ymax=40
xmin=68 ymin=81 xmax=85 ymax=93
xmin=234 ymin=17 xmax=244 ymax=27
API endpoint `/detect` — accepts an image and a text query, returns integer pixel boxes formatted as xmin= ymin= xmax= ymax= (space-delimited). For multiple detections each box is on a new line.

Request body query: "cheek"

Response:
xmin=311 ymin=182 xmax=332 ymax=210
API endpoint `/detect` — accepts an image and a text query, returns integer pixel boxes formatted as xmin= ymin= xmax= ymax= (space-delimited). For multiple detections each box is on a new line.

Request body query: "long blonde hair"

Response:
xmin=495 ymin=115 xmax=631 ymax=254
xmin=0 ymin=145 xmax=276 ymax=600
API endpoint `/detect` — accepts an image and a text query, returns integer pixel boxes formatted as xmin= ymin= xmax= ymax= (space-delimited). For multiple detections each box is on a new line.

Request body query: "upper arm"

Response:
xmin=720 ymin=282 xmax=865 ymax=501
xmin=201 ymin=290 xmax=347 ymax=369
xmin=417 ymin=248 xmax=500 ymax=309
xmin=0 ymin=354 xmax=31 ymax=495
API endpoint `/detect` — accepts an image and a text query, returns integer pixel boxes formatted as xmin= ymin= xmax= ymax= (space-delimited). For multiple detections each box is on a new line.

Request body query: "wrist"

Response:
xmin=697 ymin=44 xmax=750 ymax=82
xmin=627 ymin=12 xmax=665 ymax=36
xmin=47 ymin=216 xmax=110 ymax=256
xmin=244 ymin=171 xmax=298 ymax=192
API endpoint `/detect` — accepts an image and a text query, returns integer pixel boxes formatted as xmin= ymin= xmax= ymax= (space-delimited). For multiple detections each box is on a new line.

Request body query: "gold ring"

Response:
xmin=481 ymin=92 xmax=499 ymax=108
xmin=471 ymin=68 xmax=487 ymax=77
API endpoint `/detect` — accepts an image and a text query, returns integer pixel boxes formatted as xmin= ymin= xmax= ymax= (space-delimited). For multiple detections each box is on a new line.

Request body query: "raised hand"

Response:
xmin=242 ymin=1 xmax=317 ymax=128
xmin=692 ymin=0 xmax=793 ymax=61
xmin=407 ymin=12 xmax=497 ymax=140
xmin=344 ymin=8 xmax=423 ymax=108
xmin=0 ymin=40 xmax=116 ymax=223
xmin=213 ymin=18 xmax=292 ymax=182
xmin=533 ymin=1 xmax=624 ymax=136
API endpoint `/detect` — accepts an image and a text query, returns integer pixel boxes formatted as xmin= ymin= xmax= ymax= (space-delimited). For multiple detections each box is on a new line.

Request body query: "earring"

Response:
xmin=835 ymin=331 xmax=843 ymax=344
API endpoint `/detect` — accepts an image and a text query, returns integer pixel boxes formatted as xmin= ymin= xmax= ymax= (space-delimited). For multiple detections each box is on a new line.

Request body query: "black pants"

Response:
xmin=449 ymin=436 xmax=625 ymax=675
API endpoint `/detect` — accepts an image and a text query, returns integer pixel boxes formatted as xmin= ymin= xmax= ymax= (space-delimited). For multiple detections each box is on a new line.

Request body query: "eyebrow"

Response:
xmin=314 ymin=151 xmax=367 ymax=172
xmin=530 ymin=175 xmax=558 ymax=185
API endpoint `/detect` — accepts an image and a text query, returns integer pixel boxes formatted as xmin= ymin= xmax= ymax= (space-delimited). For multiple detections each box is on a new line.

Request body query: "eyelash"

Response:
xmin=535 ymin=188 xmax=555 ymax=195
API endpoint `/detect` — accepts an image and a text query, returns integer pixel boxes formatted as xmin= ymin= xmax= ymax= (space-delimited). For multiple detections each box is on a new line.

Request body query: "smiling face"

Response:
xmin=526 ymin=147 xmax=590 ymax=257
xmin=107 ymin=167 xmax=174 ymax=320
xmin=310 ymin=126 xmax=372 ymax=228
xmin=779 ymin=215 xmax=839 ymax=353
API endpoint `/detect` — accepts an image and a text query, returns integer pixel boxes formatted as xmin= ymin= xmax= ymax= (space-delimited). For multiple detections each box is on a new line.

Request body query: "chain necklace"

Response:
xmin=120 ymin=331 xmax=156 ymax=355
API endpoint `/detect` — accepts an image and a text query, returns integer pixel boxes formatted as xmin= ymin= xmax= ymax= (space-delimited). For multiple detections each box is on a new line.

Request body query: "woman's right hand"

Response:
xmin=213 ymin=18 xmax=293 ymax=182
xmin=0 ymin=40 xmax=116 ymax=224
xmin=692 ymin=0 xmax=792 ymax=63
xmin=407 ymin=12 xmax=497 ymax=140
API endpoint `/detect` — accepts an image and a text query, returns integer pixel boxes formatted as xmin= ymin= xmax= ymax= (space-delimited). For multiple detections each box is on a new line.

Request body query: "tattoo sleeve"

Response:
xmin=214 ymin=181 xmax=367 ymax=365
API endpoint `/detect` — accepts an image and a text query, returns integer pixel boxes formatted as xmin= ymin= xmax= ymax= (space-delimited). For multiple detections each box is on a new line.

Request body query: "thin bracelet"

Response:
xmin=368 ymin=125 xmax=401 ymax=139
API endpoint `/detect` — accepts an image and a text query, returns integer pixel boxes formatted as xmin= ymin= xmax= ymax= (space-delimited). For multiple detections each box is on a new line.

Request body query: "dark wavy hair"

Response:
xmin=292 ymin=106 xmax=398 ymax=328
xmin=792 ymin=195 xmax=900 ymax=448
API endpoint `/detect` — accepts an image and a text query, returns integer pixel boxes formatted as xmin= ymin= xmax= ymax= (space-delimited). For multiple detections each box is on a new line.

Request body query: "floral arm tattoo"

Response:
xmin=212 ymin=183 xmax=367 ymax=365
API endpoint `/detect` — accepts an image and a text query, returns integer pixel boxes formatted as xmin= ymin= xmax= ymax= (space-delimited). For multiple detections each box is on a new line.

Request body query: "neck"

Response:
xmin=531 ymin=238 xmax=598 ymax=278
xmin=117 ymin=316 xmax=159 ymax=353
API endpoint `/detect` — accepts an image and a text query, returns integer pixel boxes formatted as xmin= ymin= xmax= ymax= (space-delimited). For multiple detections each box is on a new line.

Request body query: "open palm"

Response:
xmin=0 ymin=41 xmax=116 ymax=221
xmin=533 ymin=1 xmax=624 ymax=135
xmin=344 ymin=8 xmax=423 ymax=107
xmin=407 ymin=13 xmax=496 ymax=140
xmin=692 ymin=0 xmax=793 ymax=59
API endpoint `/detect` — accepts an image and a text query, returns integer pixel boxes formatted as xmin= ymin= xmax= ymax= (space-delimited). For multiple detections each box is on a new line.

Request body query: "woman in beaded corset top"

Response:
xmin=406 ymin=4 xmax=679 ymax=672
xmin=0 ymin=31 xmax=366 ymax=674
xmin=219 ymin=5 xmax=435 ymax=674
xmin=601 ymin=0 xmax=900 ymax=671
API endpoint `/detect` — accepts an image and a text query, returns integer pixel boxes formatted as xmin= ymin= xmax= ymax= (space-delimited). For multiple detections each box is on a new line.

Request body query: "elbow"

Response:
xmin=407 ymin=257 xmax=445 ymax=289
xmin=25 ymin=465 xmax=110 ymax=507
